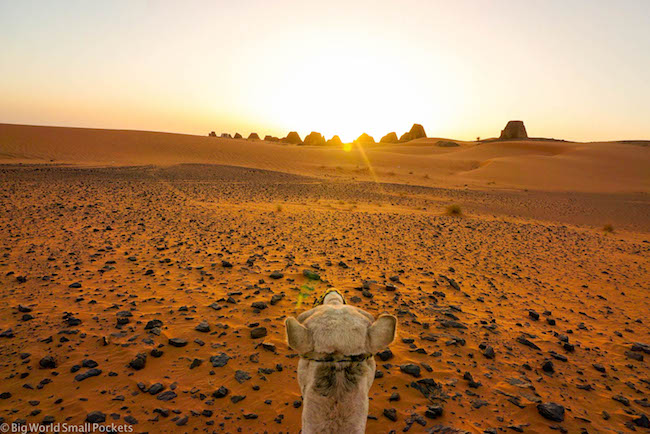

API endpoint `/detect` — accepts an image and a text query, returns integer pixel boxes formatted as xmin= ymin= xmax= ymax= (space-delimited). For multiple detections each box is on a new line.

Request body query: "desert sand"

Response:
xmin=0 ymin=123 xmax=649 ymax=433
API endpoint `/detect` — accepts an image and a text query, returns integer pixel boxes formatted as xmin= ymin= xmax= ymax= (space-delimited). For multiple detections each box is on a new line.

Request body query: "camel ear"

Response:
xmin=369 ymin=314 xmax=397 ymax=353
xmin=286 ymin=317 xmax=313 ymax=353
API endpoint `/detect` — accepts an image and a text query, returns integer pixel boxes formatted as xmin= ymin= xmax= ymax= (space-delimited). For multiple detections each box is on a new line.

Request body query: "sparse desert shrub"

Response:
xmin=603 ymin=224 xmax=614 ymax=233
xmin=276 ymin=204 xmax=283 ymax=212
xmin=446 ymin=204 xmax=463 ymax=216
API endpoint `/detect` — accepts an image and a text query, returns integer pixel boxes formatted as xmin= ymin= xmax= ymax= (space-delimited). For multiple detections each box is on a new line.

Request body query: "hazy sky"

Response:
xmin=1 ymin=0 xmax=649 ymax=142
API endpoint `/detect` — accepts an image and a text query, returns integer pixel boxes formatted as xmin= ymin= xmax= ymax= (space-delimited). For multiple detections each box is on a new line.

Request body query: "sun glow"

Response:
xmin=235 ymin=32 xmax=463 ymax=143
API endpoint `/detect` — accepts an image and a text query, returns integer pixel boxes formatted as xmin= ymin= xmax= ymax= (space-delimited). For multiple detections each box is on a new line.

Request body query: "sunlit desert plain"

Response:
xmin=0 ymin=122 xmax=649 ymax=433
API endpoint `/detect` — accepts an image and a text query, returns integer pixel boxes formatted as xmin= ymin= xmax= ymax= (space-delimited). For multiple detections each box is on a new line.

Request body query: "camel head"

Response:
xmin=285 ymin=289 xmax=397 ymax=434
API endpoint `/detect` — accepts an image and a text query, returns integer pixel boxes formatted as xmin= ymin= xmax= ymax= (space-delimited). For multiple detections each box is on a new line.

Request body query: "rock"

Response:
xmin=168 ymin=338 xmax=187 ymax=347
xmin=123 ymin=415 xmax=138 ymax=425
xmin=150 ymin=348 xmax=163 ymax=358
xmin=213 ymin=386 xmax=229 ymax=398
xmin=0 ymin=392 xmax=12 ymax=399
xmin=65 ymin=316 xmax=81 ymax=326
xmin=251 ymin=301 xmax=267 ymax=310
xmin=248 ymin=133 xmax=260 ymax=140
xmin=537 ymin=402 xmax=565 ymax=422
xmin=303 ymin=132 xmax=326 ymax=146
xmin=380 ymin=132 xmax=398 ymax=143
xmin=593 ymin=363 xmax=606 ymax=373
xmin=269 ymin=271 xmax=284 ymax=279
xmin=189 ymin=358 xmax=202 ymax=369
xmin=148 ymin=383 xmax=164 ymax=395
xmin=86 ymin=411 xmax=106 ymax=423
xmin=221 ymin=260 xmax=233 ymax=268
xmin=17 ymin=305 xmax=32 ymax=313
xmin=633 ymin=414 xmax=650 ymax=428
xmin=389 ymin=392 xmax=400 ymax=402
xmin=354 ymin=133 xmax=375 ymax=145
xmin=383 ymin=408 xmax=398 ymax=421
xmin=195 ymin=321 xmax=210 ymax=333
xmin=377 ymin=349 xmax=393 ymax=361
xmin=175 ymin=415 xmax=188 ymax=426
xmin=483 ymin=346 xmax=495 ymax=359
xmin=270 ymin=294 xmax=284 ymax=305
xmin=542 ymin=360 xmax=554 ymax=373
xmin=400 ymin=364 xmax=421 ymax=377
xmin=234 ymin=370 xmax=251 ymax=383
xmin=157 ymin=391 xmax=177 ymax=401
xmin=439 ymin=320 xmax=467 ymax=329
xmin=410 ymin=378 xmax=441 ymax=400
xmin=74 ymin=369 xmax=102 ymax=381
xmin=499 ymin=120 xmax=528 ymax=140
xmin=516 ymin=335 xmax=540 ymax=350
xmin=128 ymin=353 xmax=147 ymax=370
xmin=0 ymin=329 xmax=14 ymax=338
xmin=529 ymin=310 xmax=540 ymax=320
xmin=284 ymin=131 xmax=302 ymax=144
xmin=144 ymin=319 xmax=163 ymax=329
xmin=625 ymin=350 xmax=644 ymax=361
xmin=327 ymin=135 xmax=343 ymax=146
xmin=303 ymin=269 xmax=320 ymax=280
xmin=69 ymin=282 xmax=81 ymax=288
xmin=39 ymin=356 xmax=56 ymax=369
xmin=613 ymin=394 xmax=630 ymax=406
xmin=250 ymin=327 xmax=267 ymax=339
xmin=210 ymin=353 xmax=230 ymax=367
xmin=425 ymin=404 xmax=444 ymax=419
xmin=463 ymin=372 xmax=481 ymax=388
xmin=632 ymin=342 xmax=650 ymax=354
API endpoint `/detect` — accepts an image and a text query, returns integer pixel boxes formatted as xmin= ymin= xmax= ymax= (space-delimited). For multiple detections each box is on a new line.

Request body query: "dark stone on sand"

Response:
xmin=86 ymin=411 xmax=106 ymax=423
xmin=537 ymin=402 xmax=565 ymax=422
xmin=75 ymin=369 xmax=102 ymax=381
xmin=157 ymin=391 xmax=177 ymax=401
xmin=39 ymin=356 xmax=56 ymax=369
xmin=195 ymin=321 xmax=210 ymax=332
xmin=425 ymin=404 xmax=444 ymax=419
xmin=129 ymin=353 xmax=147 ymax=370
xmin=210 ymin=353 xmax=230 ymax=367
xmin=250 ymin=327 xmax=267 ymax=339
xmin=383 ymin=408 xmax=397 ymax=421
xmin=168 ymin=338 xmax=188 ymax=347
xmin=213 ymin=386 xmax=229 ymax=398
xmin=400 ymin=364 xmax=421 ymax=377
xmin=145 ymin=319 xmax=163 ymax=329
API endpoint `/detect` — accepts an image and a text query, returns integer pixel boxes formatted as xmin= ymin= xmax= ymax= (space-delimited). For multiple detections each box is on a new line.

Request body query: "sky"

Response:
xmin=1 ymin=0 xmax=649 ymax=142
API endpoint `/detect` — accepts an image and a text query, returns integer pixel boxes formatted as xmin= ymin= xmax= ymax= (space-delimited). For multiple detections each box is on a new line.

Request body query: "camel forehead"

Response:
xmin=303 ymin=305 xmax=373 ymax=353
xmin=304 ymin=305 xmax=372 ymax=326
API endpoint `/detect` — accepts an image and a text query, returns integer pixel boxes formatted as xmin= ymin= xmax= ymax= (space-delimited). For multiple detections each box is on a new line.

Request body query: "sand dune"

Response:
xmin=2 ymin=123 xmax=648 ymax=193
